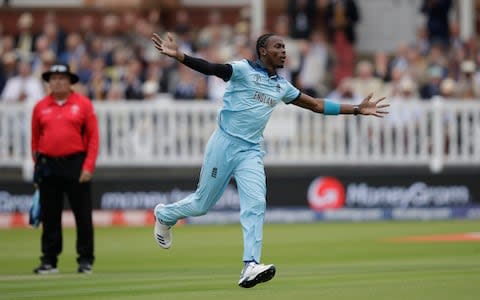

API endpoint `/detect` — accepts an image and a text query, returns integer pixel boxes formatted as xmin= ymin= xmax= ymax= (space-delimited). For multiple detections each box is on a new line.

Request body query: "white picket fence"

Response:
xmin=1 ymin=98 xmax=479 ymax=177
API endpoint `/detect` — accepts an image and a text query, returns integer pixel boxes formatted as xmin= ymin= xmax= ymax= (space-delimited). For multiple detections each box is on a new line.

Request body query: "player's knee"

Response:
xmin=249 ymin=199 xmax=266 ymax=214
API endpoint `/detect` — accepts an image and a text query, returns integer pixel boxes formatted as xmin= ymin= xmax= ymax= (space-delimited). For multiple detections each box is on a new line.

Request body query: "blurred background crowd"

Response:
xmin=0 ymin=0 xmax=479 ymax=105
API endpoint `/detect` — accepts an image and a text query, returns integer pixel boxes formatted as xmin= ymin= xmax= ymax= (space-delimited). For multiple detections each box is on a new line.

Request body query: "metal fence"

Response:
xmin=1 ymin=98 xmax=479 ymax=177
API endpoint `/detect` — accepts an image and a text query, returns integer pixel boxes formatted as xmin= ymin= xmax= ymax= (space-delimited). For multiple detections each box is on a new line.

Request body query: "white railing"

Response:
xmin=1 ymin=98 xmax=479 ymax=176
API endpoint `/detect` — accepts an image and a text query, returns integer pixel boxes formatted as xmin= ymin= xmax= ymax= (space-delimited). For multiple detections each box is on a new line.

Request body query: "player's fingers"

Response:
xmin=361 ymin=93 xmax=373 ymax=103
xmin=151 ymin=39 xmax=163 ymax=51
xmin=376 ymin=110 xmax=389 ymax=115
xmin=152 ymin=33 xmax=163 ymax=44
xmin=374 ymin=96 xmax=386 ymax=104
xmin=377 ymin=104 xmax=390 ymax=108
xmin=167 ymin=32 xmax=174 ymax=42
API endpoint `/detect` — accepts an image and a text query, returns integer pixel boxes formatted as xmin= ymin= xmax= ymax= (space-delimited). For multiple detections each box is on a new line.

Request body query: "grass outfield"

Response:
xmin=0 ymin=220 xmax=479 ymax=300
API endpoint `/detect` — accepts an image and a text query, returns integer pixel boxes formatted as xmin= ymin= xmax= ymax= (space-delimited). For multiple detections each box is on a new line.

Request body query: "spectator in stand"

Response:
xmin=373 ymin=51 xmax=391 ymax=82
xmin=1 ymin=60 xmax=45 ymax=104
xmin=105 ymin=82 xmax=125 ymax=101
xmin=15 ymin=12 xmax=36 ymax=61
xmin=147 ymin=9 xmax=165 ymax=36
xmin=1 ymin=35 xmax=16 ymax=58
xmin=59 ymin=33 xmax=86 ymax=69
xmin=171 ymin=64 xmax=207 ymax=100
xmin=325 ymin=0 xmax=360 ymax=86
xmin=314 ymin=0 xmax=330 ymax=33
xmin=448 ymin=21 xmax=463 ymax=51
xmin=420 ymin=0 xmax=452 ymax=48
xmin=87 ymin=57 xmax=111 ymax=100
xmin=41 ymin=19 xmax=66 ymax=57
xmin=425 ymin=43 xmax=449 ymax=80
xmin=474 ymin=52 xmax=480 ymax=97
xmin=88 ymin=36 xmax=107 ymax=61
xmin=326 ymin=76 xmax=362 ymax=103
xmin=297 ymin=30 xmax=332 ymax=97
xmin=133 ymin=19 xmax=157 ymax=63
xmin=288 ymin=0 xmax=316 ymax=39
xmin=456 ymin=60 xmax=477 ymax=99
xmin=0 ymin=59 xmax=7 ymax=96
xmin=197 ymin=10 xmax=233 ymax=52
xmin=383 ymin=65 xmax=408 ymax=98
xmin=0 ymin=34 xmax=17 ymax=93
xmin=0 ymin=52 xmax=17 ymax=91
xmin=76 ymin=53 xmax=93 ymax=85
xmin=31 ymin=35 xmax=51 ymax=75
xmin=33 ymin=50 xmax=56 ymax=90
xmin=389 ymin=42 xmax=409 ymax=74
xmin=78 ymin=14 xmax=97 ymax=47
xmin=105 ymin=48 xmax=130 ymax=84
xmin=439 ymin=77 xmax=457 ymax=98
xmin=123 ymin=58 xmax=144 ymax=100
xmin=351 ymin=60 xmax=384 ymax=97
xmin=387 ymin=78 xmax=421 ymax=128
xmin=120 ymin=11 xmax=139 ymax=46
xmin=100 ymin=14 xmax=123 ymax=66
xmin=142 ymin=80 xmax=160 ymax=100
xmin=174 ymin=9 xmax=194 ymax=54
xmin=413 ymin=25 xmax=431 ymax=56
xmin=405 ymin=45 xmax=429 ymax=85
xmin=419 ymin=65 xmax=444 ymax=99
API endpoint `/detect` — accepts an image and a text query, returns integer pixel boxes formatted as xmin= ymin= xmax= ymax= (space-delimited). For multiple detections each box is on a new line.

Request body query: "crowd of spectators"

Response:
xmin=0 ymin=0 xmax=479 ymax=106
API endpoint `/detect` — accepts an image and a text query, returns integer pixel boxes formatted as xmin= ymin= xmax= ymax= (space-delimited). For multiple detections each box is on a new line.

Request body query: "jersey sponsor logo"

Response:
xmin=307 ymin=177 xmax=346 ymax=211
xmin=253 ymin=74 xmax=262 ymax=85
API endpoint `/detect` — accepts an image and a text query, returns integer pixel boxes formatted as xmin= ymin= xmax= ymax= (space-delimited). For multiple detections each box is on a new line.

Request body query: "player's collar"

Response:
xmin=248 ymin=59 xmax=278 ymax=79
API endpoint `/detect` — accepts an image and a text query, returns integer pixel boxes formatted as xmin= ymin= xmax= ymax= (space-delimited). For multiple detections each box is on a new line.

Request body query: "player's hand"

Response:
xmin=79 ymin=170 xmax=93 ymax=183
xmin=358 ymin=93 xmax=389 ymax=117
xmin=151 ymin=32 xmax=179 ymax=59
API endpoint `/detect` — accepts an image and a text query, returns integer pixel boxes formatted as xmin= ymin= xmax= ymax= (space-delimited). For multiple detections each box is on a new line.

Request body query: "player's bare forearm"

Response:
xmin=292 ymin=93 xmax=389 ymax=117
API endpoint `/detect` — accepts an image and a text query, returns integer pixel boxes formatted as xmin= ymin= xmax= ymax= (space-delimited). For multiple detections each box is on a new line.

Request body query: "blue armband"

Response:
xmin=323 ymin=99 xmax=341 ymax=115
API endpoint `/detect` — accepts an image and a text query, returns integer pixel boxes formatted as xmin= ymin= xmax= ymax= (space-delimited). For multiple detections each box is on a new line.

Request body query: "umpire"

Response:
xmin=31 ymin=63 xmax=99 ymax=274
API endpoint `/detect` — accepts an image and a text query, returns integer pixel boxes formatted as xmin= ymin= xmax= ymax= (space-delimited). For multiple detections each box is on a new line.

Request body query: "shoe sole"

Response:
xmin=238 ymin=265 xmax=276 ymax=288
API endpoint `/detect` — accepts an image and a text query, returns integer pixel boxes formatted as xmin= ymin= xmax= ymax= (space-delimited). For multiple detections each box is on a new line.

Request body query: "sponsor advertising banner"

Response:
xmin=1 ymin=172 xmax=479 ymax=221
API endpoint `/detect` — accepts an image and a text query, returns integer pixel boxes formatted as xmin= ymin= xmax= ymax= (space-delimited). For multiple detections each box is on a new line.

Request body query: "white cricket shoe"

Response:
xmin=153 ymin=204 xmax=172 ymax=249
xmin=238 ymin=262 xmax=276 ymax=288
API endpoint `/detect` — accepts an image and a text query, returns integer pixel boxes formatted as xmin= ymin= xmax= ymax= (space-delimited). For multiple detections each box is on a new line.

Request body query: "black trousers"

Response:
xmin=36 ymin=153 xmax=94 ymax=267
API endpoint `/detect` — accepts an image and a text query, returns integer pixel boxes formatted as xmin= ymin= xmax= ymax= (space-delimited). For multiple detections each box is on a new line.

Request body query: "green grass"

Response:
xmin=1 ymin=220 xmax=479 ymax=300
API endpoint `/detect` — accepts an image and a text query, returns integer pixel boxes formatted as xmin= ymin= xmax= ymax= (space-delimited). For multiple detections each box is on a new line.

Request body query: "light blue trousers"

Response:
xmin=156 ymin=129 xmax=266 ymax=263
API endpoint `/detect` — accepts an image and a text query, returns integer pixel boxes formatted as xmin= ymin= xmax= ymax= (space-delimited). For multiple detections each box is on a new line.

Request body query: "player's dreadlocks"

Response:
xmin=255 ymin=33 xmax=275 ymax=58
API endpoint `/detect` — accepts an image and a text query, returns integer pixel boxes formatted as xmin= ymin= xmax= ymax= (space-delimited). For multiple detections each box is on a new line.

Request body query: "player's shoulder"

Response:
xmin=229 ymin=59 xmax=250 ymax=69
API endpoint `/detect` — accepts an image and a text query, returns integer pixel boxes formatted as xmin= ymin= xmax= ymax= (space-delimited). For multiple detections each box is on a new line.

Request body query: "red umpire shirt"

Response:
xmin=31 ymin=91 xmax=99 ymax=173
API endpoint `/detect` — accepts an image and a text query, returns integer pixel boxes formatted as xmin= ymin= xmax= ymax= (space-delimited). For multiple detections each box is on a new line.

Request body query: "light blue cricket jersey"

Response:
xmin=218 ymin=59 xmax=301 ymax=144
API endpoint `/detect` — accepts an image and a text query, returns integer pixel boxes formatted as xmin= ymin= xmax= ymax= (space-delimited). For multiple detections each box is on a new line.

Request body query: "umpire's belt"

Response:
xmin=39 ymin=152 xmax=85 ymax=162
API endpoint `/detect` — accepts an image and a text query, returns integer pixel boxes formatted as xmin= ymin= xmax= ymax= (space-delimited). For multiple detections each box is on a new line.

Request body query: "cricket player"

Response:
xmin=151 ymin=32 xmax=389 ymax=288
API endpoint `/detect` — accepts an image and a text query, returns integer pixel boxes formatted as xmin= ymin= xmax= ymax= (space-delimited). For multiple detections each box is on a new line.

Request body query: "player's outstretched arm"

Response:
xmin=151 ymin=32 xmax=232 ymax=81
xmin=292 ymin=93 xmax=389 ymax=117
